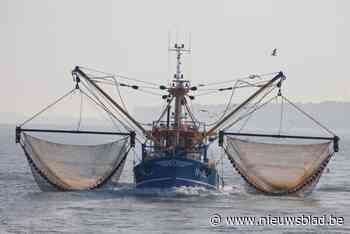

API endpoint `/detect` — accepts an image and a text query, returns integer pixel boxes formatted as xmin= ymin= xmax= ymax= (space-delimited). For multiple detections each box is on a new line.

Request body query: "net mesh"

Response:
xmin=225 ymin=136 xmax=332 ymax=195
xmin=21 ymin=133 xmax=129 ymax=191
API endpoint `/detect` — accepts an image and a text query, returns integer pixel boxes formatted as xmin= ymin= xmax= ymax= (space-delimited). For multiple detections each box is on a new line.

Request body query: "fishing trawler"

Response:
xmin=15 ymin=41 xmax=340 ymax=195
xmin=133 ymin=43 xmax=220 ymax=189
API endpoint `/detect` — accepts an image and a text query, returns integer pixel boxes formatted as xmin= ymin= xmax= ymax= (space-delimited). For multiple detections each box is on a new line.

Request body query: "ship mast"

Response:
xmin=168 ymin=43 xmax=191 ymax=144
xmin=173 ymin=43 xmax=184 ymax=128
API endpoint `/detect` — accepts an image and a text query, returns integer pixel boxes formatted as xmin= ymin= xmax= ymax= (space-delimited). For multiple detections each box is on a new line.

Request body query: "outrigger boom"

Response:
xmin=72 ymin=66 xmax=154 ymax=141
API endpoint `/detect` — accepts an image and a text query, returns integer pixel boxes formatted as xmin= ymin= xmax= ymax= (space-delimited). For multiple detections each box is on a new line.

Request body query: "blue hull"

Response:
xmin=134 ymin=157 xmax=220 ymax=190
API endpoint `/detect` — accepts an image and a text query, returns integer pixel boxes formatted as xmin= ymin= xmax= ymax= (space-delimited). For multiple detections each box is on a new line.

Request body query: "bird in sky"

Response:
xmin=271 ymin=48 xmax=277 ymax=56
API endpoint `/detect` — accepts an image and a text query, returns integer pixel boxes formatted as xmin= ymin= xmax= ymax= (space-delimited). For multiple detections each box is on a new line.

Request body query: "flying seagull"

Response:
xmin=271 ymin=48 xmax=277 ymax=56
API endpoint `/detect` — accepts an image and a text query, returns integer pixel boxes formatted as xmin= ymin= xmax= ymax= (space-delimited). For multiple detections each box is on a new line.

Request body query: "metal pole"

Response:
xmin=222 ymin=131 xmax=340 ymax=153
xmin=18 ymin=128 xmax=131 ymax=136
xmin=222 ymin=132 xmax=336 ymax=141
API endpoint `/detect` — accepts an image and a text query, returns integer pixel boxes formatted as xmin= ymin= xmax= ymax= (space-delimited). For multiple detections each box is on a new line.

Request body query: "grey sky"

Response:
xmin=1 ymin=0 xmax=349 ymax=117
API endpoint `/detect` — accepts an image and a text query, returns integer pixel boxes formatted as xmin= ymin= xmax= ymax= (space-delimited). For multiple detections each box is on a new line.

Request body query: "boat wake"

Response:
xmin=108 ymin=183 xmax=241 ymax=198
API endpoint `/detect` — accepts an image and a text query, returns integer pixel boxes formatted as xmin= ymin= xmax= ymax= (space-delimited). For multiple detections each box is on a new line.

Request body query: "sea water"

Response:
xmin=0 ymin=124 xmax=349 ymax=233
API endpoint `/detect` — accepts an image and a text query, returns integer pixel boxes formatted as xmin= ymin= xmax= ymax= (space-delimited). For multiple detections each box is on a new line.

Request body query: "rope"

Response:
xmin=183 ymin=98 xmax=198 ymax=129
xmin=79 ymin=85 xmax=131 ymax=132
xmin=82 ymin=84 xmax=145 ymax=144
xmin=19 ymin=88 xmax=76 ymax=127
xmin=80 ymin=75 xmax=149 ymax=143
xmin=195 ymin=90 xmax=223 ymax=97
xmin=80 ymin=80 xmax=145 ymax=143
xmin=191 ymin=76 xmax=280 ymax=127
xmin=79 ymin=66 xmax=161 ymax=86
xmin=95 ymin=80 xmax=162 ymax=90
xmin=76 ymin=90 xmax=83 ymax=131
xmin=196 ymin=72 xmax=279 ymax=87
xmin=195 ymin=78 xmax=274 ymax=92
xmin=202 ymin=80 xmax=240 ymax=126
xmin=154 ymin=97 xmax=174 ymax=125
xmin=132 ymin=88 xmax=164 ymax=97
xmin=237 ymin=91 xmax=277 ymax=132
xmin=116 ymin=74 xmax=161 ymax=87
xmin=79 ymin=89 xmax=121 ymax=132
xmin=223 ymin=86 xmax=277 ymax=131
xmin=111 ymin=76 xmax=129 ymax=114
xmin=282 ymin=96 xmax=336 ymax=136
xmin=278 ymin=95 xmax=284 ymax=135
xmin=80 ymin=80 xmax=133 ymax=131
xmin=187 ymin=80 xmax=240 ymax=126
xmin=79 ymin=66 xmax=114 ymax=76
xmin=93 ymin=78 xmax=165 ymax=97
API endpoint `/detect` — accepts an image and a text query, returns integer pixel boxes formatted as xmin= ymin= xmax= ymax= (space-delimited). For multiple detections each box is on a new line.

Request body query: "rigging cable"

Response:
xmin=85 ymin=75 xmax=159 ymax=128
xmin=92 ymin=79 xmax=165 ymax=97
xmin=19 ymin=88 xmax=77 ymax=127
xmin=281 ymin=95 xmax=337 ymax=136
xmin=80 ymin=81 xmax=134 ymax=132
xmin=76 ymin=89 xmax=84 ymax=131
xmin=131 ymin=88 xmax=164 ymax=97
xmin=80 ymin=66 xmax=162 ymax=86
xmin=189 ymin=76 xmax=278 ymax=127
xmin=183 ymin=98 xmax=198 ymax=129
xmin=81 ymin=80 xmax=146 ymax=143
xmin=187 ymin=79 xmax=248 ymax=125
xmin=186 ymin=80 xmax=239 ymax=126
xmin=195 ymin=72 xmax=279 ymax=87
xmin=193 ymin=78 xmax=274 ymax=97
xmin=203 ymin=80 xmax=240 ymax=126
xmin=92 ymin=76 xmax=168 ymax=127
xmin=116 ymin=74 xmax=161 ymax=87
xmin=155 ymin=97 xmax=174 ymax=125
xmin=111 ymin=75 xmax=129 ymax=113
xmin=278 ymin=94 xmax=284 ymax=135
xmin=80 ymin=69 xmax=165 ymax=131
xmin=79 ymin=66 xmax=114 ymax=76
xmin=82 ymin=82 xmax=135 ymax=133
xmin=223 ymin=86 xmax=277 ymax=131
xmin=80 ymin=85 xmax=144 ymax=144
xmin=237 ymin=95 xmax=277 ymax=133
xmin=227 ymin=86 xmax=277 ymax=131
xmin=78 ymin=88 xmax=122 ymax=132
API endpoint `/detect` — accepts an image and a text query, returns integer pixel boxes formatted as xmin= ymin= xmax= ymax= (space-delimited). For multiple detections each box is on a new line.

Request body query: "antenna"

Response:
xmin=168 ymin=31 xmax=192 ymax=53
xmin=168 ymin=31 xmax=171 ymax=51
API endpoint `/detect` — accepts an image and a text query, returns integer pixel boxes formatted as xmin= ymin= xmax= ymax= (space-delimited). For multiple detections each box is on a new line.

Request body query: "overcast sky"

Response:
xmin=1 ymin=0 xmax=349 ymax=118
